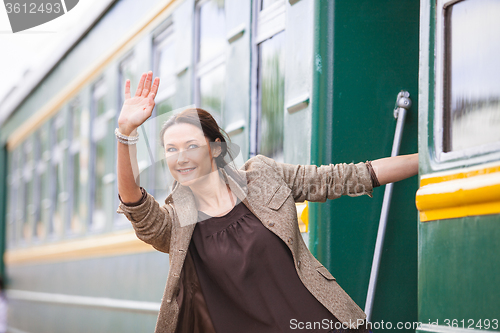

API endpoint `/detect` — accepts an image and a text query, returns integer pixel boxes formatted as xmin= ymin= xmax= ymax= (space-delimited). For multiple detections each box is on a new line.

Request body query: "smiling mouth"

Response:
xmin=178 ymin=167 xmax=196 ymax=174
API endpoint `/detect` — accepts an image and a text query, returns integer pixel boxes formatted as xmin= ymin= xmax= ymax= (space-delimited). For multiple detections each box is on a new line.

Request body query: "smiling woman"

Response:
xmin=115 ymin=71 xmax=417 ymax=333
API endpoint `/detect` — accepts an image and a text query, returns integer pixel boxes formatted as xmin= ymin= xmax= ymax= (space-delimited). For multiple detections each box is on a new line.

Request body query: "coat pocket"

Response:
xmin=316 ymin=265 xmax=336 ymax=281
xmin=266 ymin=184 xmax=292 ymax=210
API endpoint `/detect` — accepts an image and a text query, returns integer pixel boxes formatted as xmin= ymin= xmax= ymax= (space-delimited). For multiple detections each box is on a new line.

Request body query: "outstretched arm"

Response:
xmin=370 ymin=153 xmax=418 ymax=186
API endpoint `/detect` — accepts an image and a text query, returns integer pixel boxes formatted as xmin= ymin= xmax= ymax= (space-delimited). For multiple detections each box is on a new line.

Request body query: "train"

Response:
xmin=0 ymin=0 xmax=498 ymax=332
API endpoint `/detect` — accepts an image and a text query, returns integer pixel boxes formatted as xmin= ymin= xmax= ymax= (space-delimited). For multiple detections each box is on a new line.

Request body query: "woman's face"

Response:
xmin=162 ymin=122 xmax=220 ymax=187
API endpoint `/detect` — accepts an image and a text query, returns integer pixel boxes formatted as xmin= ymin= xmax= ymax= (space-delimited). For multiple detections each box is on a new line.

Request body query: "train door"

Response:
xmin=416 ymin=0 xmax=500 ymax=332
xmin=311 ymin=0 xmax=420 ymax=331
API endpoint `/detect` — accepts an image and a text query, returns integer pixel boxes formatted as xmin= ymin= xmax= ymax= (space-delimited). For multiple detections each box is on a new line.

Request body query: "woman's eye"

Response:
xmin=188 ymin=144 xmax=198 ymax=149
xmin=167 ymin=148 xmax=176 ymax=153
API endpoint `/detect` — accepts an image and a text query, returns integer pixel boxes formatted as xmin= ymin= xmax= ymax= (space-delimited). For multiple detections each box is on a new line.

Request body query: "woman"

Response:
xmin=116 ymin=72 xmax=418 ymax=333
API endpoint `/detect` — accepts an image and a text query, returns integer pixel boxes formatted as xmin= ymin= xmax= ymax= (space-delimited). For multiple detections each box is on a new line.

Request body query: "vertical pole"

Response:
xmin=364 ymin=91 xmax=411 ymax=322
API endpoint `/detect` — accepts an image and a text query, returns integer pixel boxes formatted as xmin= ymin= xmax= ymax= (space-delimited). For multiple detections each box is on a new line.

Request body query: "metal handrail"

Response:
xmin=364 ymin=91 xmax=412 ymax=322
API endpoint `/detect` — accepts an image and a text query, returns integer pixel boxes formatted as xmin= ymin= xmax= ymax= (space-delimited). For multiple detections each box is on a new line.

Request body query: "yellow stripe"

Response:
xmin=4 ymin=229 xmax=155 ymax=265
xmin=419 ymin=161 xmax=500 ymax=186
xmin=416 ymin=163 xmax=500 ymax=222
xmin=7 ymin=0 xmax=180 ymax=150
xmin=419 ymin=201 xmax=500 ymax=222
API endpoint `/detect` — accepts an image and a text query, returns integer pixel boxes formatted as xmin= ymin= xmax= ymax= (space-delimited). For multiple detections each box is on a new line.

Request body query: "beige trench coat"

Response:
xmin=117 ymin=154 xmax=374 ymax=333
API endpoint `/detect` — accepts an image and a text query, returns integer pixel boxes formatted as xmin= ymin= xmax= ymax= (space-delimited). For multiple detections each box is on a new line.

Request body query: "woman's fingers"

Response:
xmin=135 ymin=73 xmax=147 ymax=97
xmin=141 ymin=71 xmax=153 ymax=98
xmin=151 ymin=77 xmax=160 ymax=96
xmin=147 ymin=77 xmax=160 ymax=106
xmin=124 ymin=79 xmax=131 ymax=99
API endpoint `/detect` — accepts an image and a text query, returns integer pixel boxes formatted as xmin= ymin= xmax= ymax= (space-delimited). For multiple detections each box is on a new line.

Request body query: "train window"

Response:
xmin=38 ymin=122 xmax=51 ymax=240
xmin=251 ymin=0 xmax=286 ymax=161
xmin=91 ymin=79 xmax=113 ymax=231
xmin=118 ymin=53 xmax=137 ymax=107
xmin=15 ymin=146 xmax=24 ymax=245
xmin=195 ymin=0 xmax=226 ymax=123
xmin=5 ymin=153 xmax=13 ymax=248
xmin=258 ymin=32 xmax=285 ymax=162
xmin=154 ymin=27 xmax=176 ymax=113
xmin=153 ymin=27 xmax=176 ymax=202
xmin=68 ymin=100 xmax=85 ymax=234
xmin=199 ymin=64 xmax=225 ymax=120
xmin=436 ymin=0 xmax=500 ymax=159
xmin=22 ymin=137 xmax=35 ymax=244
xmin=197 ymin=0 xmax=226 ymax=65
xmin=52 ymin=111 xmax=68 ymax=237
xmin=6 ymin=149 xmax=19 ymax=247
xmin=32 ymin=131 xmax=41 ymax=241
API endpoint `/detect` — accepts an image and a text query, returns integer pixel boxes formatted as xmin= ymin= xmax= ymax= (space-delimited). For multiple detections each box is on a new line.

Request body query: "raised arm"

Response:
xmin=117 ymin=71 xmax=159 ymax=203
xmin=116 ymin=72 xmax=173 ymax=253
xmin=370 ymin=153 xmax=418 ymax=186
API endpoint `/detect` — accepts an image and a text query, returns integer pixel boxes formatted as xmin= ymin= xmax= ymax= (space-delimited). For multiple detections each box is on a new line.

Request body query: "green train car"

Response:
xmin=0 ymin=0 xmax=497 ymax=332
xmin=415 ymin=1 xmax=500 ymax=333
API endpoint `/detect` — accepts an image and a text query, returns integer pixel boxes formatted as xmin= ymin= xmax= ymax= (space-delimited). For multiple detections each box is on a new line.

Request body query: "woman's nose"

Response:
xmin=177 ymin=150 xmax=189 ymax=163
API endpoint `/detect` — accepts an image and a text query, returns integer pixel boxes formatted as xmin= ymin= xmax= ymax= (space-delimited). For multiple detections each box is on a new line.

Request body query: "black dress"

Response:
xmin=187 ymin=197 xmax=360 ymax=333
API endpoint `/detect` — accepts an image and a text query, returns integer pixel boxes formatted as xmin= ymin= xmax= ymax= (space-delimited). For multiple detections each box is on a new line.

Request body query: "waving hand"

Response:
xmin=118 ymin=71 xmax=160 ymax=135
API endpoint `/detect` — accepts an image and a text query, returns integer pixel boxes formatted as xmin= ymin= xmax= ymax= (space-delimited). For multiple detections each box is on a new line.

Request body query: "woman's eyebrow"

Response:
xmin=166 ymin=139 xmax=199 ymax=147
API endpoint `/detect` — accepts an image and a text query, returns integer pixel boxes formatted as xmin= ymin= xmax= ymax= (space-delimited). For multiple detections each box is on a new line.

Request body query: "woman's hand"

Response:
xmin=118 ymin=71 xmax=160 ymax=135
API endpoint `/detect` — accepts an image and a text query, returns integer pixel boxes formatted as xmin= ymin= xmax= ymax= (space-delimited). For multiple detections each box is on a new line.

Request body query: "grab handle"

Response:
xmin=364 ymin=91 xmax=412 ymax=322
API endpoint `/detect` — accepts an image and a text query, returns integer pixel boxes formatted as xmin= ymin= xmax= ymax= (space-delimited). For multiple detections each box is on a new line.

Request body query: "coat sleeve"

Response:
xmin=116 ymin=190 xmax=173 ymax=253
xmin=256 ymin=154 xmax=374 ymax=203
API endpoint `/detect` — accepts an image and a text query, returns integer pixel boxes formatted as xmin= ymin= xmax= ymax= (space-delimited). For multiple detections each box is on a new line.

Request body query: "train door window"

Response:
xmin=38 ymin=122 xmax=51 ymax=240
xmin=68 ymin=99 xmax=85 ymax=234
xmin=195 ymin=0 xmax=226 ymax=124
xmin=251 ymin=0 xmax=286 ymax=162
xmin=52 ymin=111 xmax=69 ymax=237
xmin=153 ymin=25 xmax=176 ymax=201
xmin=435 ymin=0 xmax=500 ymax=160
xmin=91 ymin=79 xmax=114 ymax=232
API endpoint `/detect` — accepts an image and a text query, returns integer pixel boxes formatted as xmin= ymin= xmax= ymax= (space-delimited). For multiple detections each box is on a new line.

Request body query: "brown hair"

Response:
xmin=159 ymin=108 xmax=244 ymax=188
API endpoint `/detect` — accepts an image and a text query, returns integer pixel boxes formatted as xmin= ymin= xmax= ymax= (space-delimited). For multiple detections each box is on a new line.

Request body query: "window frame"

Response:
xmin=50 ymin=109 xmax=69 ymax=238
xmin=153 ymin=24 xmax=176 ymax=105
xmin=67 ymin=98 xmax=86 ymax=235
xmin=89 ymin=77 xmax=112 ymax=232
xmin=7 ymin=148 xmax=20 ymax=248
xmin=250 ymin=0 xmax=286 ymax=158
xmin=193 ymin=0 xmax=227 ymax=124
xmin=434 ymin=0 xmax=500 ymax=163
xmin=152 ymin=23 xmax=177 ymax=201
